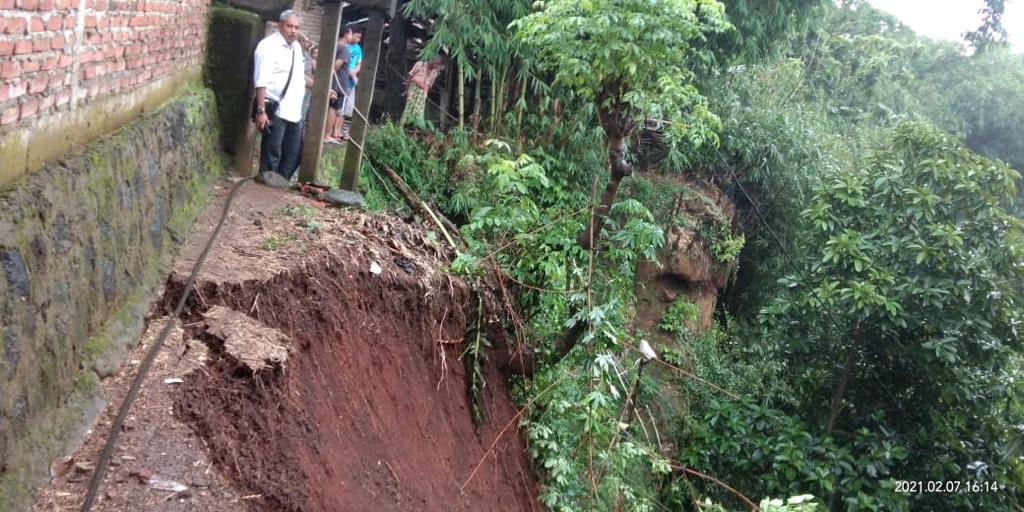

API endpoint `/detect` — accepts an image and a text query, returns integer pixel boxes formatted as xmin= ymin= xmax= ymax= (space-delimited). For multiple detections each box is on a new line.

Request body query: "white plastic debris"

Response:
xmin=369 ymin=262 xmax=383 ymax=275
xmin=163 ymin=378 xmax=184 ymax=385
xmin=151 ymin=476 xmax=188 ymax=493
xmin=639 ymin=339 xmax=658 ymax=362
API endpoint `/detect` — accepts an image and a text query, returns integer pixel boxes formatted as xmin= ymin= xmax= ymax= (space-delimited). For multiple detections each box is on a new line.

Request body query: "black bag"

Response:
xmin=328 ymin=68 xmax=345 ymax=109
xmin=253 ymin=44 xmax=297 ymax=124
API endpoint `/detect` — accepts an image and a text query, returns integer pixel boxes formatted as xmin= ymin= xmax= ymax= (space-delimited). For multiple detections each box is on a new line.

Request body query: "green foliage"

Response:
xmin=761 ymin=121 xmax=1024 ymax=509
xmin=514 ymin=0 xmax=728 ymax=145
xmin=404 ymin=0 xmax=530 ymax=71
xmin=682 ymin=397 xmax=910 ymax=510
xmin=964 ymin=0 xmax=1009 ymax=52
xmin=711 ymin=0 xmax=827 ymax=64
xmin=359 ymin=123 xmax=479 ymax=217
xmin=698 ymin=221 xmax=745 ymax=264
xmin=462 ymin=295 xmax=490 ymax=428
xmin=355 ymin=2 xmax=1024 ymax=510
xmin=522 ymin=346 xmax=666 ymax=511
xmin=658 ymin=298 xmax=699 ymax=334
xmin=436 ymin=139 xmax=675 ymax=511
xmin=403 ymin=0 xmax=533 ymax=133
xmin=935 ymin=47 xmax=1024 ymax=173
xmin=260 ymin=233 xmax=297 ymax=251
xmin=280 ymin=204 xmax=321 ymax=233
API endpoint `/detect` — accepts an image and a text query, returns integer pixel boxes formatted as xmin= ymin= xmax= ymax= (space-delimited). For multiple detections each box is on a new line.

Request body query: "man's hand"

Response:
xmin=255 ymin=112 xmax=270 ymax=130
xmin=330 ymin=90 xmax=338 ymax=100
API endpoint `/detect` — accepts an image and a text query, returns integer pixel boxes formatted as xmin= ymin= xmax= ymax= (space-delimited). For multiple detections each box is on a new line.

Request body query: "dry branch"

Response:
xmin=379 ymin=165 xmax=461 ymax=250
xmin=378 ymin=164 xmax=537 ymax=376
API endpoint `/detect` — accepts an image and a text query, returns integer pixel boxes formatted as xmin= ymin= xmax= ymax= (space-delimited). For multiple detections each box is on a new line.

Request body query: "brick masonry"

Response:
xmin=0 ymin=0 xmax=208 ymax=130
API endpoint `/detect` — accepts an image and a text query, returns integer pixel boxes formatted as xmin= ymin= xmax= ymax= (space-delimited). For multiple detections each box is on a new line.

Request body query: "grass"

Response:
xmin=260 ymin=233 xmax=298 ymax=251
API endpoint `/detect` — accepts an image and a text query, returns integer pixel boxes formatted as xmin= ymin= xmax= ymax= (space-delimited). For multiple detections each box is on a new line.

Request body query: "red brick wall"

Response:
xmin=0 ymin=0 xmax=208 ymax=130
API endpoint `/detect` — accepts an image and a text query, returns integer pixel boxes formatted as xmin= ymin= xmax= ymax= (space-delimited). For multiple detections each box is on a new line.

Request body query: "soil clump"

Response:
xmin=167 ymin=184 xmax=539 ymax=511
xmin=33 ymin=181 xmax=540 ymax=511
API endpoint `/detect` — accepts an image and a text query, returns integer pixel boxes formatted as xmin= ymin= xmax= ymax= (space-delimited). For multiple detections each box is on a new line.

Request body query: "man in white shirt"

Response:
xmin=253 ymin=10 xmax=305 ymax=180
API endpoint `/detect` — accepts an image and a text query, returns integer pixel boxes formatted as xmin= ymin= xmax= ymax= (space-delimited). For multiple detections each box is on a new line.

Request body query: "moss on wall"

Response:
xmin=0 ymin=88 xmax=224 ymax=511
xmin=205 ymin=5 xmax=263 ymax=155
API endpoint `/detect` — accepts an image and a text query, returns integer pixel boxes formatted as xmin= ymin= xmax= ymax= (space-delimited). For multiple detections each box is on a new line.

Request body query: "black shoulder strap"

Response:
xmin=280 ymin=44 xmax=296 ymax=101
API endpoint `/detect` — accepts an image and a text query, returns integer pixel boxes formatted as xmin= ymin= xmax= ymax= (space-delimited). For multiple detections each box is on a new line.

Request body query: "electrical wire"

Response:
xmin=80 ymin=176 xmax=253 ymax=512
xmin=716 ymin=152 xmax=845 ymax=331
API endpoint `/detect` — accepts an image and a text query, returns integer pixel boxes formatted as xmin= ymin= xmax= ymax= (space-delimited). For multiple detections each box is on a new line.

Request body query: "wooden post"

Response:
xmin=438 ymin=65 xmax=453 ymax=129
xmin=298 ymin=1 xmax=344 ymax=184
xmin=339 ymin=8 xmax=385 ymax=191
xmin=382 ymin=3 xmax=408 ymax=122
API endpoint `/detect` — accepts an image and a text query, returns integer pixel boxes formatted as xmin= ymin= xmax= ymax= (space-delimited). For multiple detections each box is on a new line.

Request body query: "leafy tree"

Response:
xmin=934 ymin=47 xmax=1024 ymax=173
xmin=712 ymin=0 xmax=827 ymax=63
xmin=515 ymin=0 xmax=728 ymax=241
xmin=514 ymin=0 xmax=728 ymax=358
xmin=763 ymin=121 xmax=1024 ymax=509
xmin=965 ymin=0 xmax=1009 ymax=52
xmin=365 ymin=2 xmax=1024 ymax=510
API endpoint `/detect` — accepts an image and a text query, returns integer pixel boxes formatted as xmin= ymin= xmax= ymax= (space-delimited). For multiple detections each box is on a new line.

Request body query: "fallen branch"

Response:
xmin=670 ymin=463 xmax=760 ymax=512
xmin=379 ymin=164 xmax=461 ymax=250
xmin=378 ymin=164 xmax=541 ymax=376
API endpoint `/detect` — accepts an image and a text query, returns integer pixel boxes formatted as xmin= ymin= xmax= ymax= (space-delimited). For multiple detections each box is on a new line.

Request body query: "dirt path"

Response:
xmin=33 ymin=180 xmax=540 ymax=511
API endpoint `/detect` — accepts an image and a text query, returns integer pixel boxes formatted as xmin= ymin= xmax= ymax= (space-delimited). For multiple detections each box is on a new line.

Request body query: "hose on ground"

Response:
xmin=80 ymin=176 xmax=253 ymax=512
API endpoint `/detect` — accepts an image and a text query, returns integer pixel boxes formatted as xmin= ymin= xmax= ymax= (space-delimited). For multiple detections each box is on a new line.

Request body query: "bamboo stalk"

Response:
xmin=515 ymin=76 xmax=527 ymax=151
xmin=458 ymin=63 xmax=465 ymax=130
xmin=490 ymin=67 xmax=499 ymax=134
xmin=472 ymin=65 xmax=482 ymax=132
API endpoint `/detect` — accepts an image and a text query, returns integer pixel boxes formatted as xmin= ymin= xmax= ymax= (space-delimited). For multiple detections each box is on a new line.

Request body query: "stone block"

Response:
xmin=204 ymin=5 xmax=262 ymax=158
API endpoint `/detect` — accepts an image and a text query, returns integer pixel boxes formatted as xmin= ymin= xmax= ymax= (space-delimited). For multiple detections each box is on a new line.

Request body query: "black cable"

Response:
xmin=80 ymin=176 xmax=253 ymax=512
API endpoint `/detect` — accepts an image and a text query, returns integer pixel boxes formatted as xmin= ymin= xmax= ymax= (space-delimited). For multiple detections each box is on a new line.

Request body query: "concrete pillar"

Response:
xmin=298 ymin=2 xmax=344 ymax=184
xmin=339 ymin=8 xmax=386 ymax=191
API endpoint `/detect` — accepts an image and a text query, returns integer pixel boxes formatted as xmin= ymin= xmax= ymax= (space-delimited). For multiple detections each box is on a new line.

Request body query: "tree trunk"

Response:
xmin=534 ymin=86 xmax=634 ymax=364
xmin=542 ymin=97 xmax=561 ymax=146
xmin=550 ymin=132 xmax=633 ymax=362
xmin=577 ymin=135 xmax=632 ymax=249
xmin=472 ymin=66 xmax=482 ymax=132
xmin=500 ymin=65 xmax=512 ymax=125
xmin=515 ymin=77 xmax=527 ymax=152
xmin=826 ymin=329 xmax=861 ymax=434
xmin=489 ymin=68 xmax=499 ymax=135
xmin=439 ymin=64 xmax=453 ymax=130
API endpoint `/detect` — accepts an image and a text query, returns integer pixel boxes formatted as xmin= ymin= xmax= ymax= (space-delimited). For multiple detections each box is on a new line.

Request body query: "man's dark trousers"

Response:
xmin=259 ymin=113 xmax=303 ymax=180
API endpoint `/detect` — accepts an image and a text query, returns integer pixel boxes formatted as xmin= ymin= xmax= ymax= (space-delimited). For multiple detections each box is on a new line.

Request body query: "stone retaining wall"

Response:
xmin=0 ymin=88 xmax=222 ymax=509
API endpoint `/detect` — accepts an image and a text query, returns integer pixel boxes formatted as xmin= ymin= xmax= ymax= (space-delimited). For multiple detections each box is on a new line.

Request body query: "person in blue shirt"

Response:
xmin=340 ymin=28 xmax=363 ymax=137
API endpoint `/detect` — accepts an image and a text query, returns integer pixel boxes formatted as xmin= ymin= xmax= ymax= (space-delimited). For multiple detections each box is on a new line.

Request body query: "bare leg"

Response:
xmin=332 ymin=114 xmax=343 ymax=138
xmin=324 ymin=109 xmax=336 ymax=139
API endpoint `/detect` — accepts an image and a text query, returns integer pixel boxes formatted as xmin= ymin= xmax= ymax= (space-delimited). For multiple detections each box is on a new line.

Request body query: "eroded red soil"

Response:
xmin=170 ymin=185 xmax=540 ymax=511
